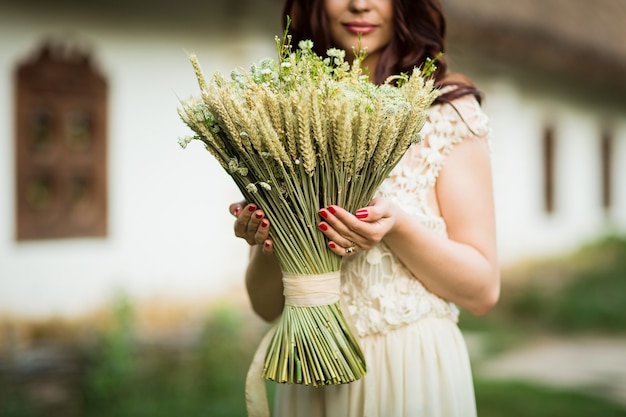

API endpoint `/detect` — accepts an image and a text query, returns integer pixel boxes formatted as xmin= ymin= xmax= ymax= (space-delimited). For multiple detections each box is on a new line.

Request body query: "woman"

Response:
xmin=230 ymin=0 xmax=500 ymax=415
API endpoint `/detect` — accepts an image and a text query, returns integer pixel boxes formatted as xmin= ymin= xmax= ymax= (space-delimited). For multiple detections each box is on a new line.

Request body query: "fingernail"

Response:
xmin=356 ymin=209 xmax=368 ymax=219
xmin=328 ymin=206 xmax=337 ymax=214
xmin=255 ymin=212 xmax=263 ymax=219
xmin=318 ymin=223 xmax=328 ymax=231
xmin=264 ymin=241 xmax=271 ymax=248
xmin=319 ymin=209 xmax=328 ymax=219
xmin=248 ymin=205 xmax=257 ymax=212
xmin=234 ymin=207 xmax=241 ymax=216
xmin=329 ymin=242 xmax=337 ymax=249
xmin=261 ymin=219 xmax=269 ymax=228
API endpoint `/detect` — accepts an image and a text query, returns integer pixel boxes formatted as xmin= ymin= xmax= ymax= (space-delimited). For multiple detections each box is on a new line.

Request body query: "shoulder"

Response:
xmin=436 ymin=72 xmax=487 ymax=130
xmin=448 ymin=93 xmax=490 ymax=138
xmin=428 ymin=86 xmax=490 ymax=141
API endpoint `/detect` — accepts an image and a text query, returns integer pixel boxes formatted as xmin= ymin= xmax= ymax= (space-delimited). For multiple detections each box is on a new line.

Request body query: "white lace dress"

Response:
xmin=274 ymin=94 xmax=491 ymax=417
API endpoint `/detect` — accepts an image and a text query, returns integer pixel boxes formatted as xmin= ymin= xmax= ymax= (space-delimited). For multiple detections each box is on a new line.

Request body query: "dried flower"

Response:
xmin=177 ymin=24 xmax=439 ymax=389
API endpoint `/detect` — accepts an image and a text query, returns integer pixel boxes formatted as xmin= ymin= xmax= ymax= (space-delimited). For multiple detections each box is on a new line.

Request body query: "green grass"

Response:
xmin=81 ymin=303 xmax=261 ymax=417
xmin=475 ymin=378 xmax=626 ymax=417
xmin=461 ymin=235 xmax=626 ymax=336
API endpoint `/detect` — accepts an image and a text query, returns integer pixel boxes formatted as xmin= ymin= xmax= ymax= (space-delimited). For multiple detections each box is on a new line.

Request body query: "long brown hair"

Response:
xmin=281 ymin=0 xmax=482 ymax=105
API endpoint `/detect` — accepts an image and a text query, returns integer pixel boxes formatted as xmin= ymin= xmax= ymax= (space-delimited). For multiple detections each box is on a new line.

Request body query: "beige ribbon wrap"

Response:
xmin=245 ymin=271 xmax=342 ymax=417
xmin=282 ymin=271 xmax=342 ymax=306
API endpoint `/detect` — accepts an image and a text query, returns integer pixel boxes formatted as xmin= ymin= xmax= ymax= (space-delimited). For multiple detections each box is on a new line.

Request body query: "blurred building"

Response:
xmin=0 ymin=0 xmax=625 ymax=318
xmin=0 ymin=0 xmax=283 ymax=317
xmin=441 ymin=0 xmax=626 ymax=263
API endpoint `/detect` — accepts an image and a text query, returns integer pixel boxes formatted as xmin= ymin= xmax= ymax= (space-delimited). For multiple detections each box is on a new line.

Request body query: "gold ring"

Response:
xmin=345 ymin=246 xmax=356 ymax=254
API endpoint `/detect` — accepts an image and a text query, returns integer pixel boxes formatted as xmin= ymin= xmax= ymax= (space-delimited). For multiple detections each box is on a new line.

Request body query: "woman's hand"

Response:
xmin=231 ymin=201 xmax=283 ymax=321
xmin=317 ymin=197 xmax=399 ymax=257
xmin=229 ymin=201 xmax=274 ymax=254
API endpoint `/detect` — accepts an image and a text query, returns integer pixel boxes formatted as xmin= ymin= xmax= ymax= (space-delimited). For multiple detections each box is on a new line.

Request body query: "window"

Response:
xmin=542 ymin=125 xmax=555 ymax=214
xmin=600 ymin=128 xmax=613 ymax=210
xmin=15 ymin=42 xmax=108 ymax=240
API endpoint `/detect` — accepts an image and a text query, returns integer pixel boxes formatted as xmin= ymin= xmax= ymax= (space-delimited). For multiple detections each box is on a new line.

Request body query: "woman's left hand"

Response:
xmin=318 ymin=197 xmax=400 ymax=256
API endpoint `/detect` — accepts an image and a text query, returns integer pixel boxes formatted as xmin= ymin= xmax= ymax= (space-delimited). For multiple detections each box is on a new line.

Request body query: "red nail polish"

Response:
xmin=319 ymin=209 xmax=328 ymax=219
xmin=234 ymin=207 xmax=241 ymax=216
xmin=255 ymin=212 xmax=263 ymax=219
xmin=328 ymin=206 xmax=337 ymax=214
xmin=264 ymin=241 xmax=271 ymax=248
xmin=318 ymin=223 xmax=328 ymax=231
xmin=261 ymin=219 xmax=269 ymax=227
xmin=248 ymin=205 xmax=257 ymax=212
xmin=329 ymin=242 xmax=336 ymax=249
xmin=356 ymin=209 xmax=368 ymax=219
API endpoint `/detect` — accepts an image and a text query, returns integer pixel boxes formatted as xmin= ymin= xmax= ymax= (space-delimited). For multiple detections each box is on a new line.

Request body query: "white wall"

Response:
xmin=483 ymin=80 xmax=547 ymax=263
xmin=0 ymin=8 xmax=278 ymax=317
xmin=483 ymin=79 xmax=626 ymax=264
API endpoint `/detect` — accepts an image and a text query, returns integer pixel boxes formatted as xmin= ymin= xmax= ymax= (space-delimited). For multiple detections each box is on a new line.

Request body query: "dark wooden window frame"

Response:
xmin=15 ymin=41 xmax=108 ymax=241
xmin=600 ymin=128 xmax=613 ymax=210
xmin=542 ymin=125 xmax=555 ymax=214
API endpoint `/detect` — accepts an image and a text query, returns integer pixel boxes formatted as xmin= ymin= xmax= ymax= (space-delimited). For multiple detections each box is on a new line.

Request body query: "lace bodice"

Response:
xmin=340 ymin=94 xmax=490 ymax=338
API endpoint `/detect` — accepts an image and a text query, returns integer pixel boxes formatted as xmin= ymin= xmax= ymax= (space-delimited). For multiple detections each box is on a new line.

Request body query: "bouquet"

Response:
xmin=178 ymin=28 xmax=438 ymax=387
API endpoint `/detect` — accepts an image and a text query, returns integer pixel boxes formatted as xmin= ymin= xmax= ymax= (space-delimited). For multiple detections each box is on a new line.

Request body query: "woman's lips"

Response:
xmin=343 ymin=22 xmax=377 ymax=35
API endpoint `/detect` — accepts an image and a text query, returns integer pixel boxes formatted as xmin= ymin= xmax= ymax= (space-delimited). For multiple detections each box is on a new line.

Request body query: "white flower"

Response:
xmin=177 ymin=135 xmax=193 ymax=149
xmin=228 ymin=158 xmax=248 ymax=176
xmin=259 ymin=182 xmax=272 ymax=191
xmin=192 ymin=103 xmax=213 ymax=123
xmin=298 ymin=39 xmax=314 ymax=51
xmin=230 ymin=68 xmax=247 ymax=87
xmin=326 ymin=48 xmax=345 ymax=61
xmin=281 ymin=62 xmax=292 ymax=68
xmin=246 ymin=183 xmax=258 ymax=193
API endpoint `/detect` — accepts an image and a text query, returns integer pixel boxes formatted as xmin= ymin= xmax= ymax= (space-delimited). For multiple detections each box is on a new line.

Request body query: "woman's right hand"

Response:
xmin=229 ymin=201 xmax=273 ymax=254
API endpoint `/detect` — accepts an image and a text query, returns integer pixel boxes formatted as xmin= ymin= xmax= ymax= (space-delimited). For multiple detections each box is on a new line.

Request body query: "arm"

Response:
xmin=385 ymin=136 xmax=499 ymax=315
xmin=245 ymin=245 xmax=284 ymax=321
xmin=230 ymin=202 xmax=284 ymax=321
xmin=317 ymin=134 xmax=499 ymax=316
